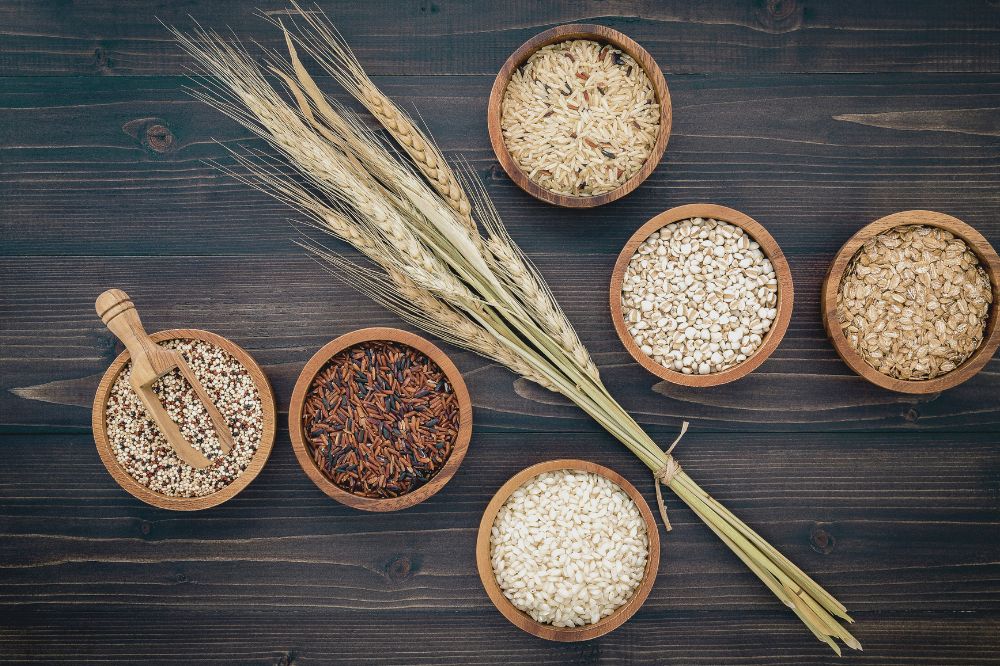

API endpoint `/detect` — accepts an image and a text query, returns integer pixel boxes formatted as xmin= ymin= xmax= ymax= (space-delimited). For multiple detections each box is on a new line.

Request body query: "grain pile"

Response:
xmin=500 ymin=39 xmax=660 ymax=197
xmin=621 ymin=217 xmax=779 ymax=375
xmin=489 ymin=469 xmax=649 ymax=628
xmin=105 ymin=339 xmax=263 ymax=497
xmin=837 ymin=224 xmax=993 ymax=380
xmin=302 ymin=341 xmax=460 ymax=499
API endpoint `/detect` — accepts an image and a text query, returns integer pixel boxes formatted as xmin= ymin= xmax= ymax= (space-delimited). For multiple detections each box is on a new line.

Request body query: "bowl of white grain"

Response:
xmin=822 ymin=210 xmax=1000 ymax=393
xmin=609 ymin=203 xmax=795 ymax=387
xmin=476 ymin=459 xmax=659 ymax=641
xmin=488 ymin=24 xmax=671 ymax=208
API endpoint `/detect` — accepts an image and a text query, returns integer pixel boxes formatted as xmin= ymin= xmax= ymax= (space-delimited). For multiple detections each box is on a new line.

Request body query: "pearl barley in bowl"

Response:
xmin=610 ymin=204 xmax=794 ymax=387
xmin=476 ymin=460 xmax=659 ymax=641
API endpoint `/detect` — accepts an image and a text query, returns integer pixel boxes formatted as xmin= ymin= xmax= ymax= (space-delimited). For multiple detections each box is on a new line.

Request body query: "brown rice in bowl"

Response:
xmin=500 ymin=38 xmax=660 ymax=198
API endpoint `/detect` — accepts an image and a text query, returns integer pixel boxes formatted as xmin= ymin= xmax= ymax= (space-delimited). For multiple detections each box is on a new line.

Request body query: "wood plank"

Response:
xmin=2 ymin=0 xmax=999 ymax=76
xmin=1 ymin=432 xmax=997 ymax=616
xmin=1 ymin=606 xmax=997 ymax=665
xmin=3 ymin=74 xmax=1000 ymax=258
xmin=4 ymin=255 xmax=1000 ymax=433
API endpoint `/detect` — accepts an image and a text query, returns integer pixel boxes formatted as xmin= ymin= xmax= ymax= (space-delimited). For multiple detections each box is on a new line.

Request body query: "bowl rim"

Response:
xmin=476 ymin=458 xmax=660 ymax=641
xmin=288 ymin=327 xmax=473 ymax=512
xmin=487 ymin=23 xmax=672 ymax=208
xmin=609 ymin=203 xmax=795 ymax=387
xmin=92 ymin=328 xmax=277 ymax=511
xmin=821 ymin=209 xmax=1000 ymax=394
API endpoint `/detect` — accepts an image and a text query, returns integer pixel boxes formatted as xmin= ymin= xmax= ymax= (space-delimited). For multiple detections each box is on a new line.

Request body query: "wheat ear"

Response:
xmin=272 ymin=2 xmax=474 ymax=228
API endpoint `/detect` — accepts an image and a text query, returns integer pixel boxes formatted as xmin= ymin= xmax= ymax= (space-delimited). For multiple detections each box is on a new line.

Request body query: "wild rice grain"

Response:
xmin=490 ymin=469 xmax=649 ymax=627
xmin=302 ymin=341 xmax=459 ymax=499
xmin=500 ymin=39 xmax=660 ymax=197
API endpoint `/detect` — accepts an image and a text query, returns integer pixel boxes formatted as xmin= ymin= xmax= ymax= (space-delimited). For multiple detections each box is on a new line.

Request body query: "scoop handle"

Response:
xmin=95 ymin=288 xmax=213 ymax=469
xmin=96 ymin=289 xmax=165 ymax=373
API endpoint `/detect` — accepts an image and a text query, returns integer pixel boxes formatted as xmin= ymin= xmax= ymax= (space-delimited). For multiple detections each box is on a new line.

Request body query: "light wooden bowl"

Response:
xmin=289 ymin=327 xmax=473 ymax=512
xmin=609 ymin=203 xmax=794 ymax=387
xmin=822 ymin=210 xmax=1000 ymax=394
xmin=92 ymin=329 xmax=277 ymax=511
xmin=487 ymin=24 xmax=672 ymax=208
xmin=476 ymin=459 xmax=660 ymax=641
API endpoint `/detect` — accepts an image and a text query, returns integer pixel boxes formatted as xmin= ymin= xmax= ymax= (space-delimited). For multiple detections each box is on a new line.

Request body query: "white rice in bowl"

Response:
xmin=500 ymin=39 xmax=661 ymax=197
xmin=489 ymin=469 xmax=650 ymax=627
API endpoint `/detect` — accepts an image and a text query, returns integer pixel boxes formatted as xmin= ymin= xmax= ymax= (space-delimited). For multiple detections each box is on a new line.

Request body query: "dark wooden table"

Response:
xmin=2 ymin=1 xmax=999 ymax=663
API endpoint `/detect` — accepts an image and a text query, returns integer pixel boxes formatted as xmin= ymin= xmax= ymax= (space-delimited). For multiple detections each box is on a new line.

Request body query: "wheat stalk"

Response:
xmin=173 ymin=13 xmax=860 ymax=654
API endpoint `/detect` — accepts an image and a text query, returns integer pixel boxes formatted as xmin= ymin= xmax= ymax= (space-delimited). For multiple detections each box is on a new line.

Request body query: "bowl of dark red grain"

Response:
xmin=289 ymin=327 xmax=473 ymax=511
xmin=488 ymin=24 xmax=671 ymax=207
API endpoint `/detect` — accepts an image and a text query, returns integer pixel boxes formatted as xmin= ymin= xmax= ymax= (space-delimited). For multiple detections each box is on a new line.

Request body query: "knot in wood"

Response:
xmin=488 ymin=164 xmax=506 ymax=181
xmin=757 ymin=0 xmax=803 ymax=31
xmin=809 ymin=524 xmax=836 ymax=555
xmin=122 ymin=117 xmax=175 ymax=154
xmin=92 ymin=46 xmax=113 ymax=73
xmin=767 ymin=0 xmax=798 ymax=20
xmin=385 ymin=555 xmax=413 ymax=582
xmin=144 ymin=124 xmax=175 ymax=153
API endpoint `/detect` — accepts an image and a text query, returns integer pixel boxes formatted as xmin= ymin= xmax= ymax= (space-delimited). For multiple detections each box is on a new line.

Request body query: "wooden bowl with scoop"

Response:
xmin=92 ymin=289 xmax=276 ymax=510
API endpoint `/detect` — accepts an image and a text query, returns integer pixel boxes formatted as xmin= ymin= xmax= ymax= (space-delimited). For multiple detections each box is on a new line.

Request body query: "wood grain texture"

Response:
xmin=822 ymin=210 xmax=1000 ymax=393
xmin=2 ymin=1 xmax=1000 ymax=662
xmin=609 ymin=204 xmax=794 ymax=386
xmin=288 ymin=327 xmax=473 ymax=512
xmin=475 ymin=459 xmax=659 ymax=641
xmin=2 ymin=431 xmax=998 ymax=611
xmin=487 ymin=24 xmax=672 ymax=208
xmin=3 ymin=0 xmax=1000 ymax=76
xmin=5 ymin=255 xmax=999 ymax=433
xmin=4 ymin=74 xmax=1000 ymax=258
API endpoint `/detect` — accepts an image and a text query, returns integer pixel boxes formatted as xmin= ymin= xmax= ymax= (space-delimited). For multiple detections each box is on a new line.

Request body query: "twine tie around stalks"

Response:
xmin=653 ymin=421 xmax=689 ymax=531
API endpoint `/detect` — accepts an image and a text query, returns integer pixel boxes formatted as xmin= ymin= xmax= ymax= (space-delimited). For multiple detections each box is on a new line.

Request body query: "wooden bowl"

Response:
xmin=609 ymin=203 xmax=795 ymax=387
xmin=477 ymin=459 xmax=660 ymax=641
xmin=822 ymin=210 xmax=1000 ymax=394
xmin=289 ymin=327 xmax=473 ymax=511
xmin=92 ymin=329 xmax=277 ymax=511
xmin=487 ymin=24 xmax=672 ymax=208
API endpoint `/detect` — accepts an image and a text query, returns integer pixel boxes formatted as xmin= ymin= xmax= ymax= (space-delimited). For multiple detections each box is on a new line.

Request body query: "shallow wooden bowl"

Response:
xmin=609 ymin=203 xmax=794 ymax=387
xmin=92 ymin=329 xmax=277 ymax=511
xmin=476 ymin=459 xmax=660 ymax=641
xmin=289 ymin=327 xmax=473 ymax=512
xmin=487 ymin=24 xmax=672 ymax=208
xmin=822 ymin=210 xmax=1000 ymax=394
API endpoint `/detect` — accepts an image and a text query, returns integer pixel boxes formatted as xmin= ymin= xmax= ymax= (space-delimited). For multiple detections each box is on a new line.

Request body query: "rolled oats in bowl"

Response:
xmin=836 ymin=224 xmax=993 ymax=380
xmin=104 ymin=338 xmax=263 ymax=497
xmin=500 ymin=39 xmax=660 ymax=197
xmin=620 ymin=217 xmax=779 ymax=375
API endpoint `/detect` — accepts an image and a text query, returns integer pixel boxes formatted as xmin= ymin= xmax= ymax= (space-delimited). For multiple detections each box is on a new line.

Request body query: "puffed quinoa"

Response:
xmin=105 ymin=339 xmax=263 ymax=497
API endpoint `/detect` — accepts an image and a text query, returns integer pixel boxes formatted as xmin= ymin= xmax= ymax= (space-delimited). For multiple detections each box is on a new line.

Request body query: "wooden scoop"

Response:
xmin=96 ymin=289 xmax=234 ymax=469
